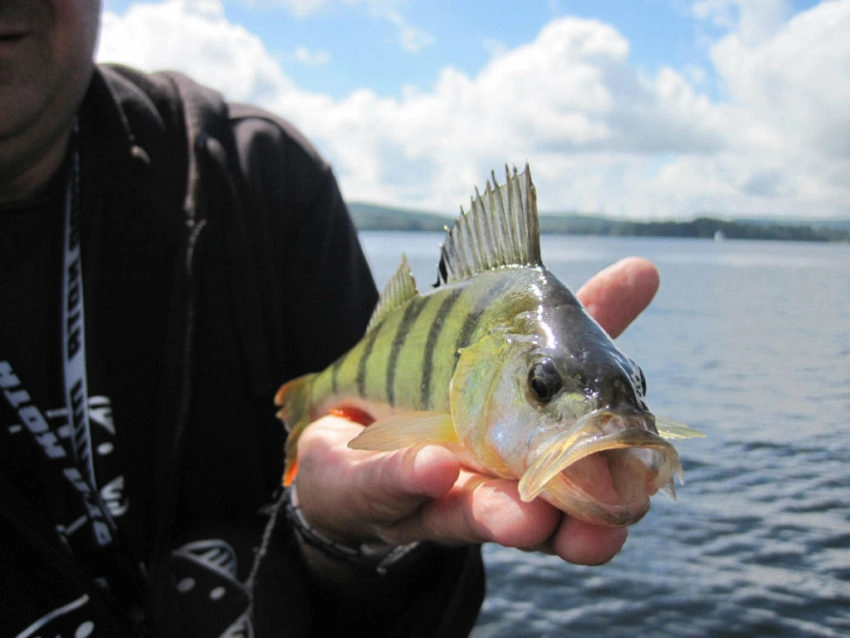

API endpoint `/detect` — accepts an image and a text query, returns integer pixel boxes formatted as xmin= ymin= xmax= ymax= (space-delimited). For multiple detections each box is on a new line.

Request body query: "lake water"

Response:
xmin=359 ymin=232 xmax=850 ymax=638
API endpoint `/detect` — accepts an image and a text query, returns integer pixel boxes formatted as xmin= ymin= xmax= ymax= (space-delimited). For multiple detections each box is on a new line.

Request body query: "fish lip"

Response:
xmin=518 ymin=408 xmax=682 ymax=524
xmin=542 ymin=489 xmax=652 ymax=528
xmin=530 ymin=407 xmax=667 ymax=463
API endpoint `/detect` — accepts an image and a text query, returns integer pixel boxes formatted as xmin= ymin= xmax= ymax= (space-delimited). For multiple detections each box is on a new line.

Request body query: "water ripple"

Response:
xmin=360 ymin=234 xmax=850 ymax=637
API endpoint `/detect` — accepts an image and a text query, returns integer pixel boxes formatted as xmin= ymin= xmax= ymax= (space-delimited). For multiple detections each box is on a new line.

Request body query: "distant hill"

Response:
xmin=348 ymin=202 xmax=850 ymax=242
xmin=536 ymin=214 xmax=850 ymax=242
xmin=738 ymin=217 xmax=850 ymax=232
xmin=348 ymin=203 xmax=451 ymax=232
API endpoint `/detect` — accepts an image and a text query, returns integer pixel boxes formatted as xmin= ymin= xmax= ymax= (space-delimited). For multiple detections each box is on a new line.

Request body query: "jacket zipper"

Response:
xmin=149 ymin=218 xmax=206 ymax=635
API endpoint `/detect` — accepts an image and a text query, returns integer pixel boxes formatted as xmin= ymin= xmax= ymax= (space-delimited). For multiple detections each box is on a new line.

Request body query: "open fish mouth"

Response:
xmin=518 ymin=410 xmax=683 ymax=527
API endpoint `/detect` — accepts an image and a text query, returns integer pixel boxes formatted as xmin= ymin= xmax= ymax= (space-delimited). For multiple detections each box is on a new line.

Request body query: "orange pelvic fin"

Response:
xmin=329 ymin=406 xmax=375 ymax=426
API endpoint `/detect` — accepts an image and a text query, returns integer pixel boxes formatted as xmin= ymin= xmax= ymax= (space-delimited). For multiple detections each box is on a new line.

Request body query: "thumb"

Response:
xmin=577 ymin=257 xmax=659 ymax=338
xmin=293 ymin=416 xmax=460 ymax=542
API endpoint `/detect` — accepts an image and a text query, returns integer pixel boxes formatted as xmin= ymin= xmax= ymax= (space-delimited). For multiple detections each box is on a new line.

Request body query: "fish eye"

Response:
xmin=528 ymin=358 xmax=562 ymax=403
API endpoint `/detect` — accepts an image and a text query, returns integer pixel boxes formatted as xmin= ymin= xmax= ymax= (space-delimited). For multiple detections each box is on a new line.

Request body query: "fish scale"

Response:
xmin=319 ymin=270 xmax=523 ymax=415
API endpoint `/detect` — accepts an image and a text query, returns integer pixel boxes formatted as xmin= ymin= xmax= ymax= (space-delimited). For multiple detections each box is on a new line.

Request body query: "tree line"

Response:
xmin=348 ymin=203 xmax=850 ymax=242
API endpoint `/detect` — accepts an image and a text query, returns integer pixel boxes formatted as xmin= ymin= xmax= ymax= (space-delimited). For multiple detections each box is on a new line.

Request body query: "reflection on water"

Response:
xmin=359 ymin=233 xmax=850 ymax=637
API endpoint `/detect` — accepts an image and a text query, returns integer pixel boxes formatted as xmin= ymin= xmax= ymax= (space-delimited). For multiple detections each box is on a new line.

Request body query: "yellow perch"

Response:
xmin=275 ymin=165 xmax=701 ymax=527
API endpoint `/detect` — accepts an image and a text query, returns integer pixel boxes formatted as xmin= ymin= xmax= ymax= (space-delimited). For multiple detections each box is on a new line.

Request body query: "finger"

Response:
xmin=383 ymin=472 xmax=626 ymax=566
xmin=380 ymin=471 xmax=561 ymax=549
xmin=550 ymin=517 xmax=628 ymax=565
xmin=577 ymin=257 xmax=659 ymax=338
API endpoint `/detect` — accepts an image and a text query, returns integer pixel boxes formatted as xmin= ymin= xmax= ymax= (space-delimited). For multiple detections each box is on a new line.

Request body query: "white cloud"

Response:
xmin=239 ymin=0 xmax=434 ymax=52
xmin=98 ymin=0 xmax=850 ymax=219
xmin=342 ymin=0 xmax=434 ymax=52
xmin=693 ymin=0 xmax=791 ymax=43
xmin=380 ymin=6 xmax=434 ymax=52
xmin=241 ymin=0 xmax=329 ymax=17
xmin=294 ymin=46 xmax=331 ymax=65
xmin=281 ymin=0 xmax=328 ymax=16
xmin=705 ymin=0 xmax=850 ymax=211
xmin=98 ymin=0 xmax=294 ymax=103
xmin=482 ymin=37 xmax=508 ymax=59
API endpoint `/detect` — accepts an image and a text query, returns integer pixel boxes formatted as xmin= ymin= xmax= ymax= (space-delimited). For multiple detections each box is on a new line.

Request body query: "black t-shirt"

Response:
xmin=0 ymin=174 xmax=66 ymax=509
xmin=0 ymin=172 xmax=142 ymax=601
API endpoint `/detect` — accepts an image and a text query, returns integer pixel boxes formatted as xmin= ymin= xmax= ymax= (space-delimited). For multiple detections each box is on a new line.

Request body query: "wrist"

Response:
xmin=284 ymin=483 xmax=422 ymax=576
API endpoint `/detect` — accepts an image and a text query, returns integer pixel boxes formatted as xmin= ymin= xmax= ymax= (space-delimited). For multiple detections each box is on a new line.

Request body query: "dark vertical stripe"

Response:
xmin=386 ymin=298 xmax=426 ymax=406
xmin=356 ymin=320 xmax=384 ymax=397
xmin=419 ymin=289 xmax=463 ymax=408
xmin=455 ymin=310 xmax=482 ymax=367
xmin=453 ymin=277 xmax=515 ymax=363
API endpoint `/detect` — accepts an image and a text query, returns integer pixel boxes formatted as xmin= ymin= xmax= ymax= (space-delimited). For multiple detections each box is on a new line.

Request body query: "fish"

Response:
xmin=275 ymin=165 xmax=702 ymax=527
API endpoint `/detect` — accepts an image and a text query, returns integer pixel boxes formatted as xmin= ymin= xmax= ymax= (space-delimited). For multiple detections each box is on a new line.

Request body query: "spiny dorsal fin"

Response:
xmin=367 ymin=254 xmax=419 ymax=331
xmin=437 ymin=165 xmax=541 ymax=286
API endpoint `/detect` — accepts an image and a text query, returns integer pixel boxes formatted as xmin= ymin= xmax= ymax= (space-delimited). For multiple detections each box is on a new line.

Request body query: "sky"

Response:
xmin=97 ymin=0 xmax=850 ymax=220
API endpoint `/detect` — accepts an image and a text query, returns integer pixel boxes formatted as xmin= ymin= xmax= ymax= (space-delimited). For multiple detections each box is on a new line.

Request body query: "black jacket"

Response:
xmin=0 ymin=65 xmax=484 ymax=637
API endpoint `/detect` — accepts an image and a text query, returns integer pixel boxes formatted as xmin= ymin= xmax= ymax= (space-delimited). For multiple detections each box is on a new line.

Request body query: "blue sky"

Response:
xmin=222 ymin=1 xmax=712 ymax=98
xmin=98 ymin=0 xmax=848 ymax=219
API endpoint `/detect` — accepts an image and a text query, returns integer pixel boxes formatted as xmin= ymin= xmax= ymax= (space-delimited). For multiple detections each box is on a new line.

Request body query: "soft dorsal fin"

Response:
xmin=437 ymin=165 xmax=541 ymax=286
xmin=367 ymin=254 xmax=419 ymax=331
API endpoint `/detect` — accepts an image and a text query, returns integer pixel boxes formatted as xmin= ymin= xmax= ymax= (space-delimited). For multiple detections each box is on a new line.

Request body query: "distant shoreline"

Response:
xmin=349 ymin=203 xmax=850 ymax=243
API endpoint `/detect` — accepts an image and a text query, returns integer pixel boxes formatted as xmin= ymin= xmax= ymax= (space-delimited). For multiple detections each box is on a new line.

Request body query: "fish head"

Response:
xmin=450 ymin=296 xmax=683 ymax=527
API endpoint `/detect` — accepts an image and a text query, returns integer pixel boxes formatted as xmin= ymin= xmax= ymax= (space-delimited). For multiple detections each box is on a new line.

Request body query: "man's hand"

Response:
xmin=292 ymin=257 xmax=660 ymax=566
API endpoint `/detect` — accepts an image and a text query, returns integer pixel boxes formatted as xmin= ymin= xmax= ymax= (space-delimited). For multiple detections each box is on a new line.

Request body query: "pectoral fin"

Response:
xmin=348 ymin=411 xmax=457 ymax=451
xmin=654 ymin=416 xmax=705 ymax=440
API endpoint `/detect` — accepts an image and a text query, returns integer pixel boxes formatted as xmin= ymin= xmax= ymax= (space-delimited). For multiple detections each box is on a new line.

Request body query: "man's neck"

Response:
xmin=0 ymin=126 xmax=72 ymax=206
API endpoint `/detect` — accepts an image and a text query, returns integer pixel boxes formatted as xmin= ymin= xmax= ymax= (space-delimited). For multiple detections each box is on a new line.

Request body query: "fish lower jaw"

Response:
xmin=540 ymin=479 xmax=651 ymax=527
xmin=539 ymin=450 xmax=673 ymax=527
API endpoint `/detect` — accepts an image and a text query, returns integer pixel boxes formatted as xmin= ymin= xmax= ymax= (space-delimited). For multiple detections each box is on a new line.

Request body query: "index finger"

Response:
xmin=379 ymin=469 xmax=562 ymax=549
